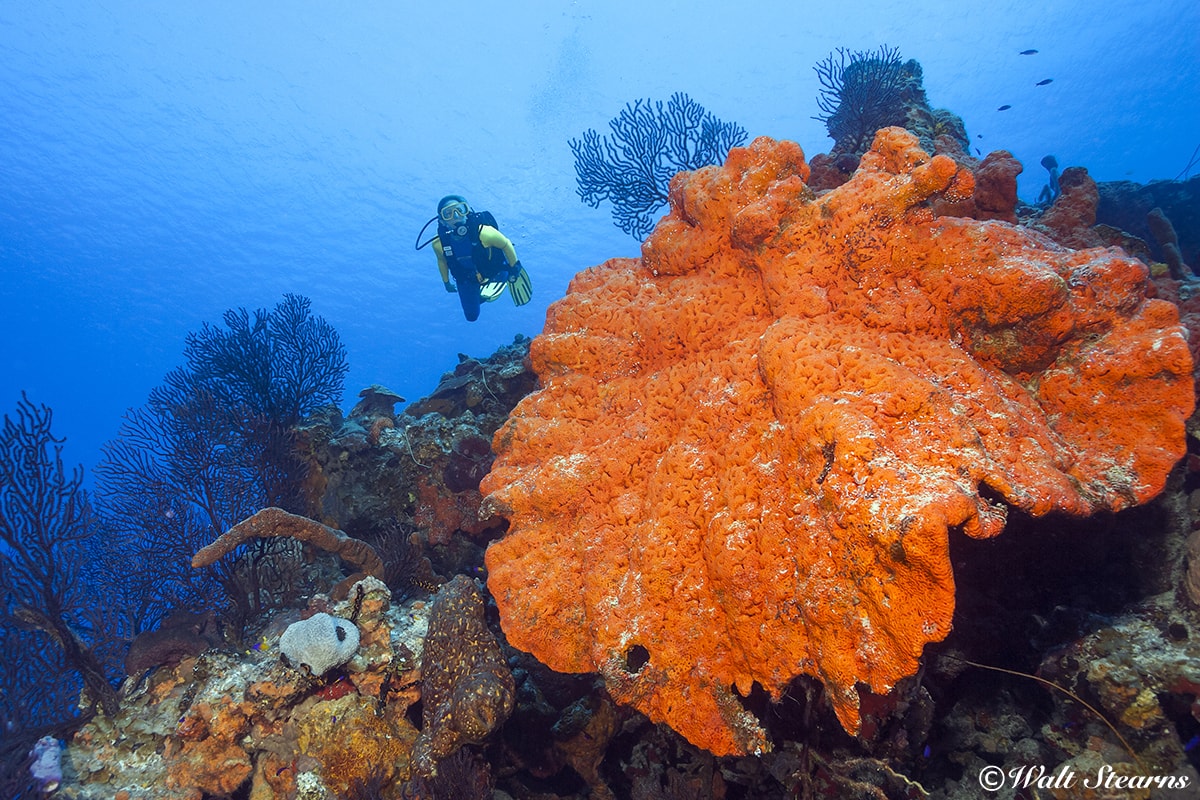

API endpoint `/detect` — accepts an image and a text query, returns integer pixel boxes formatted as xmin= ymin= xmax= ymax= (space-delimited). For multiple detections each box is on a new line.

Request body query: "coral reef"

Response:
xmin=123 ymin=610 xmax=222 ymax=678
xmin=1039 ymin=610 xmax=1200 ymax=774
xmin=1188 ymin=524 xmax=1200 ymax=605
xmin=59 ymin=577 xmax=426 ymax=799
xmin=811 ymin=49 xmax=970 ymax=171
xmin=31 ymin=123 xmax=1200 ymax=798
xmin=481 ymin=129 xmax=1194 ymax=755
xmin=404 ymin=748 xmax=496 ymax=800
xmin=912 ymin=467 xmax=1200 ymax=793
xmin=1147 ymin=206 xmax=1195 ymax=280
xmin=968 ymin=149 xmax=1023 ymax=223
xmin=298 ymin=337 xmax=534 ymax=569
xmin=45 ymin=315 xmax=1200 ymax=798
xmin=413 ymin=574 xmax=515 ymax=776
xmin=1035 ymin=165 xmax=1105 ymax=249
xmin=1099 ymin=175 xmax=1200 ymax=269
xmin=351 ymin=384 xmax=405 ymax=418
xmin=551 ymin=694 xmax=620 ymax=800
xmin=94 ymin=294 xmax=349 ymax=639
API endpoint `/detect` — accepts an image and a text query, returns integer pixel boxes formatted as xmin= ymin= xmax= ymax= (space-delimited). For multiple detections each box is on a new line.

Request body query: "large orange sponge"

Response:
xmin=481 ymin=129 xmax=1194 ymax=756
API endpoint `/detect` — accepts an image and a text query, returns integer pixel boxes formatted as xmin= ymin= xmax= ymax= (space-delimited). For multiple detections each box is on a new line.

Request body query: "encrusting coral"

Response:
xmin=481 ymin=129 xmax=1195 ymax=756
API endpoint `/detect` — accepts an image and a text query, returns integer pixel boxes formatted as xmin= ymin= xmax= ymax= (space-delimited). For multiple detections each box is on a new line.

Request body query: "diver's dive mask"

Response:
xmin=439 ymin=200 xmax=470 ymax=227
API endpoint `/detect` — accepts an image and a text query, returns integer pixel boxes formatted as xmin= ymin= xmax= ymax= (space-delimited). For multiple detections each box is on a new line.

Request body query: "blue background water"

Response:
xmin=2 ymin=0 xmax=1197 ymax=479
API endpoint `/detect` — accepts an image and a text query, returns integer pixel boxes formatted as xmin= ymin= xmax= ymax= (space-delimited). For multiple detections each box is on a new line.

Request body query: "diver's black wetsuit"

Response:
xmin=434 ymin=210 xmax=517 ymax=321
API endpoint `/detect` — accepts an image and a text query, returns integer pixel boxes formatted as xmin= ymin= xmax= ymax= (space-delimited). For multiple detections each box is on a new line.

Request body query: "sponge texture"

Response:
xmin=279 ymin=612 xmax=360 ymax=676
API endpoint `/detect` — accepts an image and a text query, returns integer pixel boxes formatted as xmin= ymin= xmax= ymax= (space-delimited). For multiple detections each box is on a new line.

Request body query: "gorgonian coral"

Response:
xmin=570 ymin=92 xmax=748 ymax=238
xmin=814 ymin=45 xmax=908 ymax=154
xmin=96 ymin=294 xmax=348 ymax=634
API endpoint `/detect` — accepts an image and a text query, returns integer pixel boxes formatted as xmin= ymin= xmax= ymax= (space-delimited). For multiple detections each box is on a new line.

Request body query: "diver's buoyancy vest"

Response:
xmin=438 ymin=210 xmax=500 ymax=280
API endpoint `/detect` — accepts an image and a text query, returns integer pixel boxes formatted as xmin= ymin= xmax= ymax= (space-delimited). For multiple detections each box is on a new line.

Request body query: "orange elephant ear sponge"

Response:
xmin=480 ymin=129 xmax=1194 ymax=756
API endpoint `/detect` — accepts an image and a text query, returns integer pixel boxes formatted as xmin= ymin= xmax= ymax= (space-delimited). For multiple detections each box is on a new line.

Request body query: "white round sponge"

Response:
xmin=279 ymin=612 xmax=360 ymax=677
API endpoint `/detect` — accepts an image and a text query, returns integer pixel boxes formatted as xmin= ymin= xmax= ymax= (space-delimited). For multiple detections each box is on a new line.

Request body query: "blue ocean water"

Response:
xmin=1 ymin=0 xmax=1197 ymax=478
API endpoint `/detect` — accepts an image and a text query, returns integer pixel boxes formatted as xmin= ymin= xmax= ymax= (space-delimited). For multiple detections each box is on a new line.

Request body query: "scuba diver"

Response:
xmin=415 ymin=195 xmax=532 ymax=322
xmin=1037 ymin=155 xmax=1061 ymax=205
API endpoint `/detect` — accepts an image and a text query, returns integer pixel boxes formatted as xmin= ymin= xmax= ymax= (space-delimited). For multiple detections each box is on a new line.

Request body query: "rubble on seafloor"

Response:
xmin=46 ymin=155 xmax=1200 ymax=799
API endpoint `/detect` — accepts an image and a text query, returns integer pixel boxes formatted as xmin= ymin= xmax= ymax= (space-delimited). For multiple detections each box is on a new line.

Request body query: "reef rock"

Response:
xmin=298 ymin=337 xmax=534 ymax=563
xmin=481 ymin=129 xmax=1195 ymax=755
xmin=969 ymin=149 xmax=1023 ymax=223
xmin=1035 ymin=165 xmax=1105 ymax=249
xmin=350 ymin=383 xmax=405 ymax=419
xmin=1146 ymin=207 xmax=1195 ymax=281
xmin=1099 ymin=175 xmax=1200 ymax=269
xmin=1037 ymin=602 xmax=1200 ymax=783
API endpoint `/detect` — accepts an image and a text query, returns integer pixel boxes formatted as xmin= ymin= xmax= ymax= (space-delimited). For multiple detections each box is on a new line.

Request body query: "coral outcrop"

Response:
xmin=1039 ymin=610 xmax=1200 ymax=775
xmin=297 ymin=337 xmax=534 ymax=564
xmin=1147 ymin=207 xmax=1195 ymax=280
xmin=61 ymin=578 xmax=426 ymax=799
xmin=481 ymin=129 xmax=1195 ymax=755
xmin=413 ymin=574 xmax=515 ymax=775
xmin=1099 ymin=175 xmax=1200 ymax=269
xmin=1035 ymin=165 xmax=1105 ymax=250
xmin=123 ymin=610 xmax=222 ymax=678
xmin=807 ymin=53 xmax=972 ymax=193
xmin=967 ymin=149 xmax=1022 ymax=223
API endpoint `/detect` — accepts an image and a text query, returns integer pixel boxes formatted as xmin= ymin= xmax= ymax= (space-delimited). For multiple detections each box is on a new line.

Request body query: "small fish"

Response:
xmin=976 ymin=134 xmax=983 ymax=138
xmin=1019 ymin=49 xmax=1038 ymax=55
xmin=997 ymin=104 xmax=1012 ymax=111
xmin=975 ymin=147 xmax=982 ymax=155
xmin=1036 ymin=78 xmax=1053 ymax=86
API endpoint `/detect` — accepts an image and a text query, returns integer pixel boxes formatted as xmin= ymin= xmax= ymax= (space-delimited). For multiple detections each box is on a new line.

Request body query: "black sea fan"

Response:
xmin=570 ymin=92 xmax=748 ymax=239
xmin=181 ymin=292 xmax=348 ymax=425
xmin=95 ymin=294 xmax=348 ymax=635
xmin=814 ymin=45 xmax=907 ymax=154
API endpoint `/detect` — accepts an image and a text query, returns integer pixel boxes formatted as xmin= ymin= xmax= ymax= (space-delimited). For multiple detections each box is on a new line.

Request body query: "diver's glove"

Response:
xmin=443 ymin=280 xmax=457 ymax=293
xmin=509 ymin=260 xmax=525 ymax=282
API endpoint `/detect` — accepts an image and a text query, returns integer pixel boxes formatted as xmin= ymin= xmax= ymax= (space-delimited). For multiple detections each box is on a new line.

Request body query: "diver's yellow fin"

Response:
xmin=510 ymin=265 xmax=532 ymax=306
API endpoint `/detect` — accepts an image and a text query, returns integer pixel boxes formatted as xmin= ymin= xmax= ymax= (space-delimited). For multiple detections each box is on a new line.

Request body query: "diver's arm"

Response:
xmin=478 ymin=225 xmax=519 ymax=266
xmin=433 ymin=238 xmax=455 ymax=290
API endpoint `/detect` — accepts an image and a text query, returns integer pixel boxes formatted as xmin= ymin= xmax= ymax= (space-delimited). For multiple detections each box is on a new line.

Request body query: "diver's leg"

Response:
xmin=458 ymin=282 xmax=482 ymax=321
